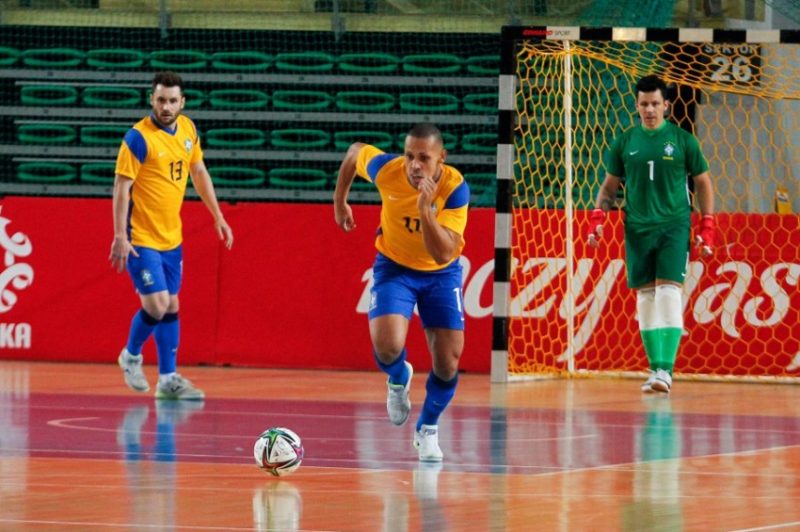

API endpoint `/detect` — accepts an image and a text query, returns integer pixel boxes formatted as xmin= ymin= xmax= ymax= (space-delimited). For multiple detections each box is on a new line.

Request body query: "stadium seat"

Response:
xmin=0 ymin=47 xmax=20 ymax=67
xmin=270 ymin=128 xmax=330 ymax=149
xmin=271 ymin=90 xmax=332 ymax=111
xmin=182 ymin=88 xmax=205 ymax=109
xmin=86 ymin=48 xmax=146 ymax=69
xmin=464 ymin=172 xmax=497 ymax=207
xmin=274 ymin=51 xmax=334 ymax=72
xmin=205 ymin=128 xmax=266 ymax=148
xmin=21 ymin=85 xmax=78 ymax=106
xmin=210 ymin=51 xmax=272 ymax=71
xmin=402 ymin=53 xmax=464 ymax=74
xmin=209 ymin=166 xmax=266 ymax=187
xmin=398 ymin=92 xmax=459 ymax=112
xmin=21 ymin=47 xmax=84 ymax=68
xmin=208 ymin=89 xmax=269 ymax=109
xmin=150 ymin=50 xmax=208 ymax=70
xmin=463 ymin=93 xmax=497 ymax=114
xmin=334 ymin=91 xmax=395 ymax=112
xmin=17 ymin=162 xmax=77 ymax=183
xmin=268 ymin=168 xmax=329 ymax=189
xmin=338 ymin=52 xmax=400 ymax=74
xmin=465 ymin=54 xmax=499 ymax=75
xmin=334 ymin=130 xmax=393 ymax=151
xmin=461 ymin=132 xmax=495 ymax=153
xmin=80 ymin=162 xmax=116 ymax=184
xmin=82 ymin=87 xmax=140 ymax=108
xmin=17 ymin=123 xmax=77 ymax=144
xmin=80 ymin=125 xmax=129 ymax=146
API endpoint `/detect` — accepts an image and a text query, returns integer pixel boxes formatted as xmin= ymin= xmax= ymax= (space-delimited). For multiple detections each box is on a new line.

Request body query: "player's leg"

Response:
xmin=119 ymin=246 xmax=170 ymax=392
xmin=368 ymin=254 xmax=416 ymax=424
xmin=625 ymin=225 xmax=660 ymax=392
xmin=414 ymin=262 xmax=464 ymax=461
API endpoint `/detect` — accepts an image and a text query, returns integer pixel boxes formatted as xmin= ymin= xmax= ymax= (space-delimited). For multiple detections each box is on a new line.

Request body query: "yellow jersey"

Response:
xmin=355 ymin=144 xmax=469 ymax=271
xmin=115 ymin=114 xmax=203 ymax=250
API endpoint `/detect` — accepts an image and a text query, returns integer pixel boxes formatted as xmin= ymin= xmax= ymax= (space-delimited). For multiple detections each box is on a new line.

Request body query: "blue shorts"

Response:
xmin=127 ymin=245 xmax=183 ymax=295
xmin=368 ymin=253 xmax=465 ymax=330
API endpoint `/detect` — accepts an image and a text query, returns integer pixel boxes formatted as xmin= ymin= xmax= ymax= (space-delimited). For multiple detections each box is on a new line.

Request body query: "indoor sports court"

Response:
xmin=2 ymin=361 xmax=799 ymax=530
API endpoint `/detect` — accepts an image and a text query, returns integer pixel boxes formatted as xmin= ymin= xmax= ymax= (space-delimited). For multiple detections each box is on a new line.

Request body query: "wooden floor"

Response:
xmin=1 ymin=361 xmax=800 ymax=531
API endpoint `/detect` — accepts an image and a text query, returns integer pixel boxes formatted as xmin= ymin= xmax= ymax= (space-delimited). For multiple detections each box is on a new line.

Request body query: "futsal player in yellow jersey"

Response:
xmin=110 ymin=71 xmax=233 ymax=400
xmin=334 ymin=123 xmax=470 ymax=462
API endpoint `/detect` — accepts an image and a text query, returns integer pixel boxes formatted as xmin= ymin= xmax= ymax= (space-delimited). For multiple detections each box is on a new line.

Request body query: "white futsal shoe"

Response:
xmin=386 ymin=362 xmax=413 ymax=425
xmin=155 ymin=373 xmax=205 ymax=400
xmin=414 ymin=424 xmax=444 ymax=462
xmin=118 ymin=348 xmax=150 ymax=392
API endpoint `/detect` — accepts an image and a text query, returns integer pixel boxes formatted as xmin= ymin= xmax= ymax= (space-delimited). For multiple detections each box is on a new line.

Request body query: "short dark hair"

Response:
xmin=408 ymin=122 xmax=443 ymax=145
xmin=635 ymin=75 xmax=668 ymax=100
xmin=152 ymin=71 xmax=183 ymax=93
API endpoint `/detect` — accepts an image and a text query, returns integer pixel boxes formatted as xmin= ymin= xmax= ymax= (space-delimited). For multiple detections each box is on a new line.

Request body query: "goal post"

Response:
xmin=492 ymin=26 xmax=800 ymax=383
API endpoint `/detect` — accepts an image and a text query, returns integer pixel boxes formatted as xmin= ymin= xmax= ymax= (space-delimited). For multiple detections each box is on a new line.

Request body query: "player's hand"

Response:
xmin=416 ymin=176 xmax=437 ymax=212
xmin=335 ymin=202 xmax=356 ymax=232
xmin=216 ymin=219 xmax=234 ymax=250
xmin=109 ymin=236 xmax=138 ymax=273
xmin=586 ymin=208 xmax=605 ymax=248
xmin=694 ymin=214 xmax=715 ymax=258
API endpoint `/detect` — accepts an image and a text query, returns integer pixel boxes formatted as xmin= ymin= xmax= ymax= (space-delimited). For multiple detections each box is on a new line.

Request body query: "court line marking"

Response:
xmin=731 ymin=522 xmax=800 ymax=531
xmin=0 ymin=519 xmax=335 ymax=531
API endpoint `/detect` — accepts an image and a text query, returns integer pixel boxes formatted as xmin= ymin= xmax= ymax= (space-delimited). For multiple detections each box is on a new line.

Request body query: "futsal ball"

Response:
xmin=254 ymin=427 xmax=304 ymax=477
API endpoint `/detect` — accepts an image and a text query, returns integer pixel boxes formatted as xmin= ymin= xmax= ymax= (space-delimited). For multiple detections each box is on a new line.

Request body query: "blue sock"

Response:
xmin=374 ymin=348 xmax=410 ymax=386
xmin=417 ymin=371 xmax=458 ymax=430
xmin=154 ymin=312 xmax=179 ymax=375
xmin=126 ymin=309 xmax=160 ymax=355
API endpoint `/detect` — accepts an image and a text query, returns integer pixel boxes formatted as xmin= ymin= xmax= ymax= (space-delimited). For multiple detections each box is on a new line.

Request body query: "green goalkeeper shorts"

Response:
xmin=624 ymin=221 xmax=690 ymax=288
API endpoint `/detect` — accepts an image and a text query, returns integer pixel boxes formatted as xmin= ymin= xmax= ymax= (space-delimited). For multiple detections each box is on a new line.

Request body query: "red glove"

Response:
xmin=696 ymin=214 xmax=715 ymax=254
xmin=587 ymin=208 xmax=605 ymax=246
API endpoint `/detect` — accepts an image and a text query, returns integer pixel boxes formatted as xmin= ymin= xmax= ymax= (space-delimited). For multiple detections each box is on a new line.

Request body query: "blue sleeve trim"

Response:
xmin=444 ymin=180 xmax=470 ymax=209
xmin=366 ymin=153 xmax=398 ymax=183
xmin=123 ymin=129 xmax=147 ymax=163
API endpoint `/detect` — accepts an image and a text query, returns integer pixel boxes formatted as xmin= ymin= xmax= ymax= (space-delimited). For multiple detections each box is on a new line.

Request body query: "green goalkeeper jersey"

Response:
xmin=605 ymin=120 xmax=709 ymax=226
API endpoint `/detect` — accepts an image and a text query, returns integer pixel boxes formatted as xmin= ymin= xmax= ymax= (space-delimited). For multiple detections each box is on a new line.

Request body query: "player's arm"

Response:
xmin=417 ymin=177 xmax=461 ymax=265
xmin=110 ymin=174 xmax=138 ymax=272
xmin=587 ymin=173 xmax=622 ymax=247
xmin=333 ymin=142 xmax=366 ymax=232
xmin=190 ymin=160 xmax=233 ymax=249
xmin=692 ymin=170 xmax=715 ymax=257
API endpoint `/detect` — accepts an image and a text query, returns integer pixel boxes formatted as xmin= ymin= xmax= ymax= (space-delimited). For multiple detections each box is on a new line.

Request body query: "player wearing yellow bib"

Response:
xmin=588 ymin=75 xmax=715 ymax=395
xmin=110 ymin=71 xmax=234 ymax=400
xmin=334 ymin=123 xmax=469 ymax=462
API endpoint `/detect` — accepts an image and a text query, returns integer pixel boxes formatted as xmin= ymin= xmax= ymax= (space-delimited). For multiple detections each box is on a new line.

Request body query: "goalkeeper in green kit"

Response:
xmin=587 ymin=75 xmax=715 ymax=394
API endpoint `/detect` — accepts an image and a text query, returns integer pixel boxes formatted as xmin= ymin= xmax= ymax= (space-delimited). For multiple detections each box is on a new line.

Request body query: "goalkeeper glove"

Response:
xmin=587 ymin=208 xmax=605 ymax=247
xmin=695 ymin=214 xmax=715 ymax=256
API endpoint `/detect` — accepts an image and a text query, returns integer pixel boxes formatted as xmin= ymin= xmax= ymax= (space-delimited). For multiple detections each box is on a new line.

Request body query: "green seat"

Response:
xmin=335 ymin=91 xmax=395 ymax=112
xmin=399 ymin=92 xmax=459 ymax=112
xmin=17 ymin=123 xmax=77 ymax=144
xmin=208 ymin=89 xmax=269 ymax=109
xmin=272 ymin=90 xmax=332 ymax=111
xmin=210 ymin=167 xmax=266 ymax=187
xmin=270 ymin=129 xmax=330 ymax=149
xmin=211 ymin=51 xmax=272 ymax=71
xmin=461 ymin=132 xmax=496 ymax=154
xmin=183 ymin=88 xmax=205 ymax=109
xmin=21 ymin=47 xmax=84 ymax=68
xmin=82 ymin=87 xmax=140 ymax=108
xmin=465 ymin=172 xmax=497 ymax=207
xmin=268 ymin=168 xmax=329 ymax=189
xmin=338 ymin=52 xmax=399 ymax=74
xmin=80 ymin=162 xmax=116 ymax=184
xmin=0 ymin=47 xmax=20 ymax=67
xmin=17 ymin=162 xmax=77 ymax=183
xmin=334 ymin=130 xmax=393 ymax=151
xmin=396 ymin=131 xmax=457 ymax=150
xmin=150 ymin=50 xmax=207 ymax=70
xmin=463 ymin=93 xmax=497 ymax=114
xmin=465 ymin=54 xmax=499 ymax=75
xmin=80 ymin=125 xmax=129 ymax=146
xmin=402 ymin=53 xmax=464 ymax=74
xmin=274 ymin=51 xmax=334 ymax=72
xmin=21 ymin=85 xmax=78 ymax=106
xmin=86 ymin=48 xmax=146 ymax=69
xmin=205 ymin=128 xmax=266 ymax=148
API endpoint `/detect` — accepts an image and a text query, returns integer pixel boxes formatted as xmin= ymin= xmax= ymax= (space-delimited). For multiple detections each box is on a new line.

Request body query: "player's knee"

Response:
xmin=373 ymin=347 xmax=404 ymax=366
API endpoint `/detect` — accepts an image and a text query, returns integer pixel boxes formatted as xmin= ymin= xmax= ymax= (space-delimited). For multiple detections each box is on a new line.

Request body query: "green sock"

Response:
xmin=640 ymin=329 xmax=662 ymax=371
xmin=659 ymin=327 xmax=683 ymax=374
